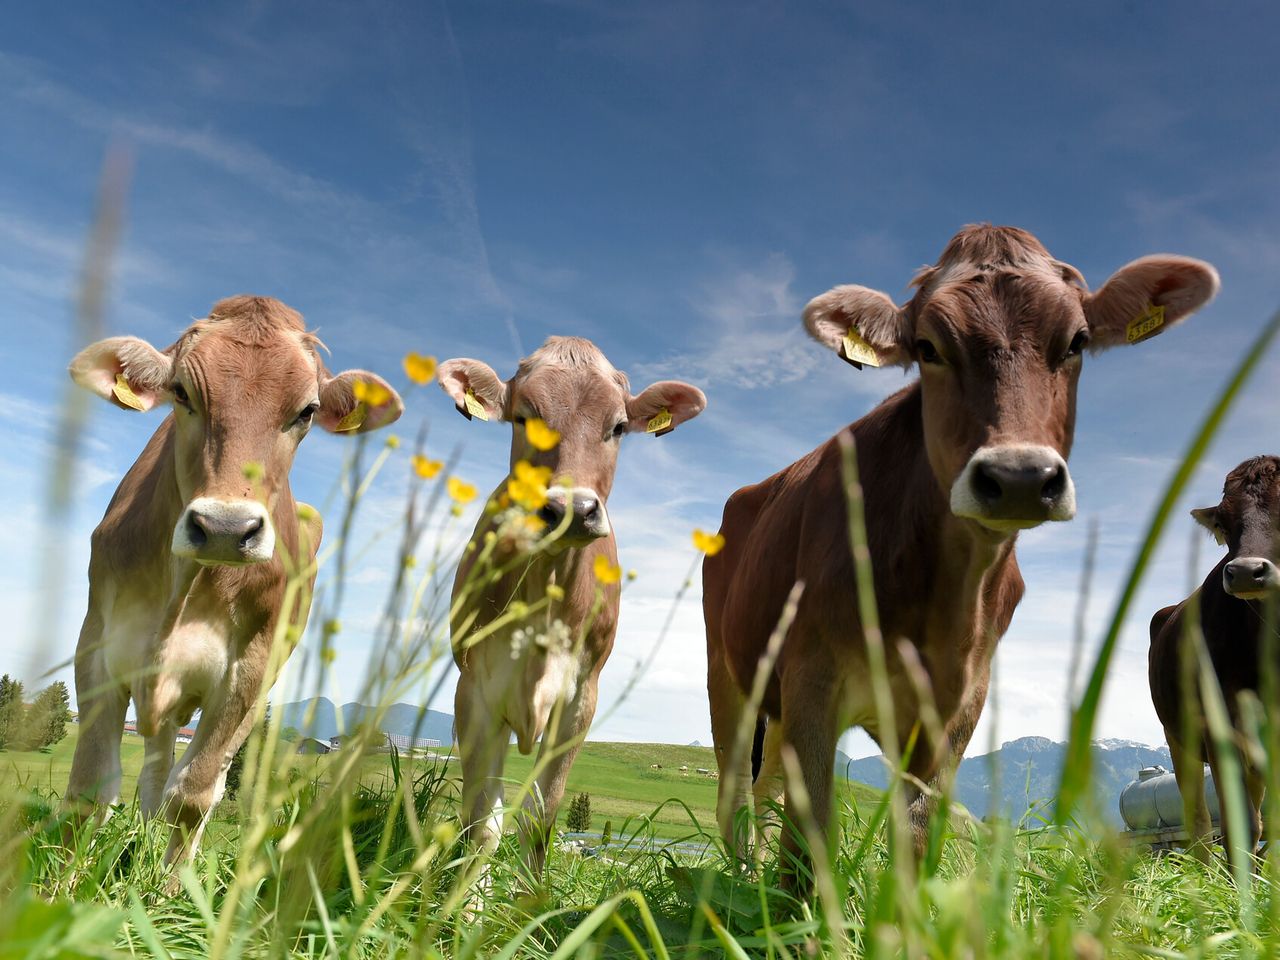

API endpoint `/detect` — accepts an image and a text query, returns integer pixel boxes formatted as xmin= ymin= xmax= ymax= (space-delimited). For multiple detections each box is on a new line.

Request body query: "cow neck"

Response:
xmin=860 ymin=382 xmax=1018 ymax=652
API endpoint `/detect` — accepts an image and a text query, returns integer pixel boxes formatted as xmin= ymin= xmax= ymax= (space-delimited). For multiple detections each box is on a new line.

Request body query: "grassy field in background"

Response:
xmin=1 ymin=727 xmax=881 ymax=843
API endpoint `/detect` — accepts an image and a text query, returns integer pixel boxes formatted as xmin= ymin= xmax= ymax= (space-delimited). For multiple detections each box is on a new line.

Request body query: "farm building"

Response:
xmin=384 ymin=733 xmax=442 ymax=752
xmin=295 ymin=737 xmax=332 ymax=755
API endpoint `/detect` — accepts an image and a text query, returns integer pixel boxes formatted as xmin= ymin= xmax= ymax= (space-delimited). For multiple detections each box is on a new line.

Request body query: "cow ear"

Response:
xmin=1085 ymin=255 xmax=1219 ymax=350
xmin=317 ymin=371 xmax=403 ymax=434
xmin=69 ymin=336 xmax=172 ymax=412
xmin=626 ymin=380 xmax=706 ymax=436
xmin=1191 ymin=506 xmax=1227 ymax=545
xmin=437 ymin=358 xmax=509 ymax=422
xmin=802 ymin=285 xmax=911 ymax=369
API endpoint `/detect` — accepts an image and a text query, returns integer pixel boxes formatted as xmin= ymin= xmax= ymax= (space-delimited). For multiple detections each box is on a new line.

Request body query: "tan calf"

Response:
xmin=704 ymin=225 xmax=1219 ymax=889
xmin=438 ymin=337 xmax=705 ymax=881
xmin=65 ymin=295 xmax=402 ymax=863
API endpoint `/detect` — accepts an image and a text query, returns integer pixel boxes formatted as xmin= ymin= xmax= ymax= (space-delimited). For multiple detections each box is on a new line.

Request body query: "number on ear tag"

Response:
xmin=112 ymin=373 xmax=146 ymax=411
xmin=464 ymin=388 xmax=490 ymax=421
xmin=646 ymin=408 xmax=673 ymax=435
xmin=841 ymin=327 xmax=881 ymax=367
xmin=1126 ymin=304 xmax=1165 ymax=344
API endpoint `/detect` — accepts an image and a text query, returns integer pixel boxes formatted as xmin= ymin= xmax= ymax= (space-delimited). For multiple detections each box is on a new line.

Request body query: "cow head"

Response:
xmin=1192 ymin=456 xmax=1280 ymax=600
xmin=804 ymin=225 xmax=1219 ymax=537
xmin=70 ymin=295 xmax=402 ymax=565
xmin=438 ymin=337 xmax=705 ymax=547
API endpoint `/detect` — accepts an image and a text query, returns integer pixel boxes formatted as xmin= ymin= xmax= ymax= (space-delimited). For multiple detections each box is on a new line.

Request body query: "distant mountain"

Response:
xmin=838 ymin=735 xmax=1172 ymax=824
xmin=280 ymin=697 xmax=454 ymax=745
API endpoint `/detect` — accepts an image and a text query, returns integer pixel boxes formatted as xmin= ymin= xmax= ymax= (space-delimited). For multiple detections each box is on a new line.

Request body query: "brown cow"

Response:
xmin=704 ymin=225 xmax=1219 ymax=887
xmin=438 ymin=337 xmax=705 ymax=881
xmin=64 ymin=295 xmax=402 ymax=864
xmin=1149 ymin=455 xmax=1280 ymax=866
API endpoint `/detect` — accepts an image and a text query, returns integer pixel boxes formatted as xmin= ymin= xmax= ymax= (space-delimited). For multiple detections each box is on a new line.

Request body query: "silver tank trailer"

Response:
xmin=1119 ymin=764 xmax=1220 ymax=831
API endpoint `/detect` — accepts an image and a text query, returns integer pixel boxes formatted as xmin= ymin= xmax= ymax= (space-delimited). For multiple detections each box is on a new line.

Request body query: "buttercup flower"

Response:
xmin=546 ymin=584 xmax=565 ymax=601
xmin=593 ymin=555 xmax=621 ymax=585
xmin=403 ymin=352 xmax=438 ymax=385
xmin=413 ymin=455 xmax=444 ymax=479
xmin=447 ymin=477 xmax=478 ymax=504
xmin=508 ymin=460 xmax=552 ymax=511
xmin=352 ymin=379 xmax=391 ymax=407
xmin=525 ymin=418 xmax=560 ymax=451
xmin=693 ymin=528 xmax=726 ymax=557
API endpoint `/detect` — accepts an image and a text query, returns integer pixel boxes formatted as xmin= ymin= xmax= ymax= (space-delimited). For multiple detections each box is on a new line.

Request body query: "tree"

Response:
xmin=565 ymin=791 xmax=592 ymax=833
xmin=18 ymin=682 xmax=71 ymax=751
xmin=0 ymin=675 xmax=26 ymax=750
xmin=600 ymin=820 xmax=613 ymax=848
xmin=280 ymin=725 xmax=301 ymax=743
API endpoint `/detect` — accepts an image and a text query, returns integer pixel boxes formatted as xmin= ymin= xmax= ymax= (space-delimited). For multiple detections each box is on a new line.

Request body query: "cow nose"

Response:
xmin=1224 ymin=557 xmax=1280 ymax=597
xmin=173 ymin=498 xmax=275 ymax=565
xmin=951 ymin=444 xmax=1076 ymax=531
xmin=538 ymin=493 xmax=568 ymax=529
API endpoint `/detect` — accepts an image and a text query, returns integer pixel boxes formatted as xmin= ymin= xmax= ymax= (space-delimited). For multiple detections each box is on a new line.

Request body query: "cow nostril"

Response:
xmin=1041 ymin=464 xmax=1067 ymax=502
xmin=972 ymin=464 xmax=1003 ymax=503
xmin=187 ymin=513 xmax=209 ymax=548
xmin=579 ymin=498 xmax=600 ymax=521
xmin=239 ymin=516 xmax=264 ymax=548
xmin=538 ymin=502 xmax=565 ymax=527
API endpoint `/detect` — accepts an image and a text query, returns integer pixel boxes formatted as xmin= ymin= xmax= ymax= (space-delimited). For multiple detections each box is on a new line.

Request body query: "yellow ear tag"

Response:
xmin=646 ymin=408 xmax=673 ymax=434
xmin=464 ymin=388 xmax=490 ymax=421
xmin=841 ymin=327 xmax=881 ymax=367
xmin=335 ymin=403 xmax=367 ymax=432
xmin=1126 ymin=303 xmax=1165 ymax=344
xmin=112 ymin=373 xmax=146 ymax=411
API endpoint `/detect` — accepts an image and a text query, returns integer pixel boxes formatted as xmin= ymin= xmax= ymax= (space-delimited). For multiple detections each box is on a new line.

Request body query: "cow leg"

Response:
xmin=159 ymin=653 xmax=267 ymax=866
xmin=708 ymin=645 xmax=753 ymax=861
xmin=65 ymin=606 xmax=128 ymax=818
xmin=516 ymin=671 xmax=599 ymax=883
xmin=778 ymin=664 xmax=840 ymax=895
xmin=454 ymin=671 xmax=509 ymax=863
xmin=139 ymin=722 xmax=179 ymax=818
xmin=751 ymin=718 xmax=785 ymax=863
xmin=1166 ymin=730 xmax=1210 ymax=861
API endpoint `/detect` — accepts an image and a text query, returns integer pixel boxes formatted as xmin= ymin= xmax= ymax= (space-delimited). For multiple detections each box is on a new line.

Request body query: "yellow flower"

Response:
xmin=593 ymin=554 xmax=621 ymax=585
xmin=353 ymin=379 xmax=391 ymax=407
xmin=626 ymin=569 xmax=638 ymax=582
xmin=693 ymin=528 xmax=726 ymax=557
xmin=242 ymin=461 xmax=264 ymax=482
xmin=412 ymin=455 xmax=444 ymax=479
xmin=546 ymin=584 xmax=565 ymax=601
xmin=508 ymin=459 xmax=552 ymax=511
xmin=525 ymin=418 xmax=561 ymax=451
xmin=320 ymin=646 xmax=337 ymax=665
xmin=402 ymin=352 xmax=438 ymax=385
xmin=447 ymin=476 xmax=478 ymax=505
xmin=385 ymin=434 xmax=401 ymax=450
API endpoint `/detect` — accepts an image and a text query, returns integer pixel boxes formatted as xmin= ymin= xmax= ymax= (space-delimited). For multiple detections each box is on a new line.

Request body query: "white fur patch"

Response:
xmin=172 ymin=497 xmax=275 ymax=564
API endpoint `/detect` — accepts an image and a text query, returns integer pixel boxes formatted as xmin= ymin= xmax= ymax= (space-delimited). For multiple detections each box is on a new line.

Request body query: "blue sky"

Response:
xmin=2 ymin=1 xmax=1279 ymax=760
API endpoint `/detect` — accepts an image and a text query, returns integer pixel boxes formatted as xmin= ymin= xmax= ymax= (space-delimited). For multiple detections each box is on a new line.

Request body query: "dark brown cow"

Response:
xmin=65 ymin=295 xmax=402 ymax=864
xmin=438 ymin=337 xmax=705 ymax=883
xmin=1150 ymin=455 xmax=1280 ymax=864
xmin=704 ymin=225 xmax=1218 ymax=887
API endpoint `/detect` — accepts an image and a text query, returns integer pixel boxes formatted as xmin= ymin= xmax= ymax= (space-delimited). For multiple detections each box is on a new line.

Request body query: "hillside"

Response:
xmin=840 ymin=736 xmax=1170 ymax=823
xmin=279 ymin=697 xmax=455 ymax=744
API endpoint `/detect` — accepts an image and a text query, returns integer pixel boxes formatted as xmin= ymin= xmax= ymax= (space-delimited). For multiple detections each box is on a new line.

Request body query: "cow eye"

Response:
xmin=1065 ymin=329 xmax=1090 ymax=359
xmin=611 ymin=421 xmax=627 ymax=439
xmin=172 ymin=383 xmax=192 ymax=409
xmin=293 ymin=403 xmax=319 ymax=428
xmin=513 ymin=414 xmax=528 ymax=427
xmin=915 ymin=340 xmax=942 ymax=365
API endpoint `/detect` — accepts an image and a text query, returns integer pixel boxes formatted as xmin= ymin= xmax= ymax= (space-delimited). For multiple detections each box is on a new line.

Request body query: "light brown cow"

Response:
xmin=704 ymin=225 xmax=1218 ymax=888
xmin=64 ymin=295 xmax=402 ymax=863
xmin=438 ymin=337 xmax=705 ymax=881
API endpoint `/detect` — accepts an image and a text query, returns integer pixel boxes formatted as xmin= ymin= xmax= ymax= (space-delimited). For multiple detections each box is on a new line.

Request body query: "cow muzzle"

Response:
xmin=538 ymin=486 xmax=610 ymax=546
xmin=1223 ymin=556 xmax=1280 ymax=599
xmin=172 ymin=497 xmax=275 ymax=565
xmin=950 ymin=444 xmax=1076 ymax=533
